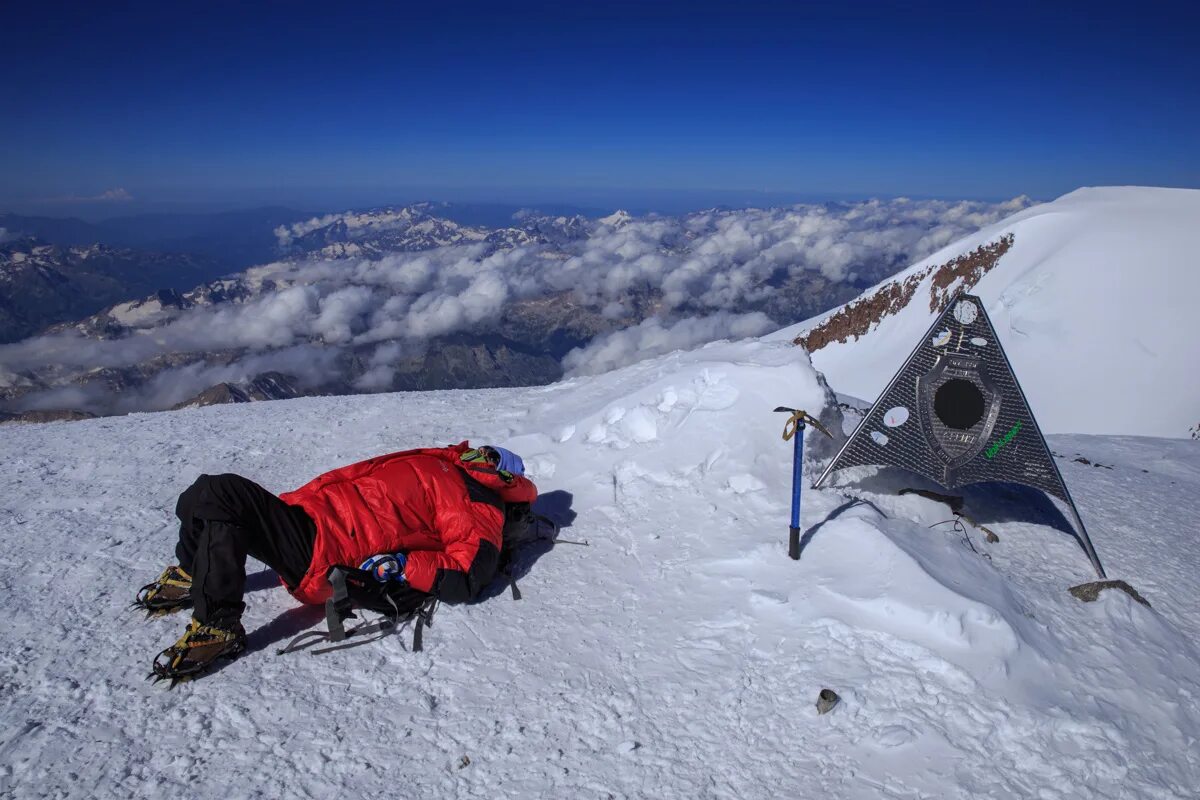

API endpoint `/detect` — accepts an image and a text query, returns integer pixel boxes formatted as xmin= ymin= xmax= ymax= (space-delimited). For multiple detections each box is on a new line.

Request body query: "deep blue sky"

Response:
xmin=2 ymin=1 xmax=1197 ymax=215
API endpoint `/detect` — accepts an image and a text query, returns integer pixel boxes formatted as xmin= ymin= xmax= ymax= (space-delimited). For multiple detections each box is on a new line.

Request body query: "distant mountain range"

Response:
xmin=275 ymin=203 xmax=557 ymax=260
xmin=0 ymin=206 xmax=305 ymax=269
xmin=0 ymin=206 xmax=313 ymax=343
xmin=0 ymin=202 xmax=613 ymax=345
xmin=0 ymin=201 xmax=610 ymax=268
xmin=0 ymin=206 xmax=632 ymax=419
xmin=0 ymin=238 xmax=223 ymax=343
xmin=0 ymin=198 xmax=1026 ymax=422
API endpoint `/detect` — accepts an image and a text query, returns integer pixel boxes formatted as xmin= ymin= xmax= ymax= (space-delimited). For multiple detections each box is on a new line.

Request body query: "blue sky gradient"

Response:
xmin=2 ymin=1 xmax=1197 ymax=212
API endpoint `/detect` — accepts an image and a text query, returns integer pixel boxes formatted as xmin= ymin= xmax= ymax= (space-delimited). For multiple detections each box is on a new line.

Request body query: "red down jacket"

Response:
xmin=279 ymin=442 xmax=537 ymax=604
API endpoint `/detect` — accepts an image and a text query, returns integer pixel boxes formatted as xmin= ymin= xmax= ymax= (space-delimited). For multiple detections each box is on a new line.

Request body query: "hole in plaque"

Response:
xmin=934 ymin=379 xmax=985 ymax=430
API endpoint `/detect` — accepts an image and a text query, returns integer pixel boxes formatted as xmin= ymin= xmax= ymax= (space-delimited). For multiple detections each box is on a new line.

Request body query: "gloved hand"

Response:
xmin=360 ymin=553 xmax=407 ymax=583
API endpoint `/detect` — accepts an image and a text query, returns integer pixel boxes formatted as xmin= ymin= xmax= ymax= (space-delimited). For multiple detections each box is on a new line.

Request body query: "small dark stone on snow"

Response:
xmin=1072 ymin=455 xmax=1113 ymax=469
xmin=1069 ymin=580 xmax=1151 ymax=608
xmin=816 ymin=688 xmax=840 ymax=714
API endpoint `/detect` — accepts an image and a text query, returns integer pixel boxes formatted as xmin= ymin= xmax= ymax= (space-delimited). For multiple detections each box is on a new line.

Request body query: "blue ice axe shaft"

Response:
xmin=775 ymin=406 xmax=809 ymax=560
xmin=788 ymin=418 xmax=806 ymax=559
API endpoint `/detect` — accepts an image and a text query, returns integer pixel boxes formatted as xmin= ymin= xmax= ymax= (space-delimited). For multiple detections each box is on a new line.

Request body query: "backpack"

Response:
xmin=281 ymin=499 xmax=559 ymax=656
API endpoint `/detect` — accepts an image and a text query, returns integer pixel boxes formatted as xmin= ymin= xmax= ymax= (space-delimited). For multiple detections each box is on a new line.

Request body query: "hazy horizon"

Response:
xmin=1 ymin=184 xmax=1050 ymax=223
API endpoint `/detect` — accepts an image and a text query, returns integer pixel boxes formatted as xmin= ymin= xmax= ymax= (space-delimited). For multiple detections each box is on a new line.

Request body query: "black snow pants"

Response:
xmin=174 ymin=473 xmax=316 ymax=627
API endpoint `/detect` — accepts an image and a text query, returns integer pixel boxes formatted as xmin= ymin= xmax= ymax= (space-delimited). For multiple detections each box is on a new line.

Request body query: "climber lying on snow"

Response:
xmin=135 ymin=442 xmax=537 ymax=681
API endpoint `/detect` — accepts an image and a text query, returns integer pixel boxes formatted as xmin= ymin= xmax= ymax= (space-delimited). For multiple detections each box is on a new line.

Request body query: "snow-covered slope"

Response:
xmin=1 ymin=336 xmax=1197 ymax=798
xmin=790 ymin=187 xmax=1200 ymax=438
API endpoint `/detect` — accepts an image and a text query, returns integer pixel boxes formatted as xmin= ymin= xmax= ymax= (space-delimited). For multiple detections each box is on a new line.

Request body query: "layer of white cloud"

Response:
xmin=1 ymin=197 xmax=1033 ymax=412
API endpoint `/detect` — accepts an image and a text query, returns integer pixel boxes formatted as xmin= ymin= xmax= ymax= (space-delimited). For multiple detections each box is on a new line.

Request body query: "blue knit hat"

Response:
xmin=490 ymin=446 xmax=525 ymax=476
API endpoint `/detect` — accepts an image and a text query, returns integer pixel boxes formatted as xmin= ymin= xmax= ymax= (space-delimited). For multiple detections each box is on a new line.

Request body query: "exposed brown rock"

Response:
xmin=1069 ymin=579 xmax=1151 ymax=608
xmin=794 ymin=272 xmax=925 ymax=353
xmin=927 ymin=234 xmax=1014 ymax=313
xmin=794 ymin=234 xmax=1015 ymax=353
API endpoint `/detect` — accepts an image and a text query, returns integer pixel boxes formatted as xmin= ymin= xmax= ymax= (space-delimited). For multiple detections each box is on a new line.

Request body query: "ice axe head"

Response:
xmin=773 ymin=407 xmax=833 ymax=441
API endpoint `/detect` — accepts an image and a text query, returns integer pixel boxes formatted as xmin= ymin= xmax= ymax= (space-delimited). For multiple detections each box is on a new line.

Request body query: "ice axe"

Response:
xmin=774 ymin=407 xmax=833 ymax=559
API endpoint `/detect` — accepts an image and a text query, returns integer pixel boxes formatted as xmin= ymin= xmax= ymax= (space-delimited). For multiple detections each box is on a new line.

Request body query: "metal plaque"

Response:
xmin=813 ymin=294 xmax=1105 ymax=577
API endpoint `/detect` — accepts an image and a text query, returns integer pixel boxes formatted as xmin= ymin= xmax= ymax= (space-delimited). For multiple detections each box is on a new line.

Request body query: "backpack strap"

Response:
xmin=503 ymin=565 xmax=522 ymax=601
xmin=278 ymin=567 xmax=438 ymax=656
xmin=459 ymin=470 xmax=504 ymax=510
xmin=324 ymin=566 xmax=358 ymax=642
xmin=412 ymin=596 xmax=439 ymax=652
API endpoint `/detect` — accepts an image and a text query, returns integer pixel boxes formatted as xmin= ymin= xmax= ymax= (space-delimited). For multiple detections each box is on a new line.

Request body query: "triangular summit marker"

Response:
xmin=813 ymin=293 xmax=1105 ymax=577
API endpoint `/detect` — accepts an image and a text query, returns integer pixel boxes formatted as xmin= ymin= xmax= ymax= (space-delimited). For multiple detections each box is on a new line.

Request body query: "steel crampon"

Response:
xmin=133 ymin=565 xmax=194 ymax=618
xmin=149 ymin=618 xmax=245 ymax=688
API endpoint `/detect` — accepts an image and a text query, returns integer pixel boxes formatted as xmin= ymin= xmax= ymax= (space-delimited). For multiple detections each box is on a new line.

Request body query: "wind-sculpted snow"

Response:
xmin=1 ymin=338 xmax=1198 ymax=797
xmin=0 ymin=197 xmax=1029 ymax=415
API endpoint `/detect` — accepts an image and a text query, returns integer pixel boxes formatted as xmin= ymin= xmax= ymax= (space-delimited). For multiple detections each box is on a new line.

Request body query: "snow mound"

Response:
xmin=511 ymin=337 xmax=843 ymax=470
xmin=1 ymin=335 xmax=1198 ymax=798
xmin=786 ymin=187 xmax=1200 ymax=438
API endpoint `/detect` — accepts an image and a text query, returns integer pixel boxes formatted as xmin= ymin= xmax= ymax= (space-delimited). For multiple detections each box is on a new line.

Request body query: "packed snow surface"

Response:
xmin=1 ymin=337 xmax=1198 ymax=798
xmin=793 ymin=187 xmax=1200 ymax=438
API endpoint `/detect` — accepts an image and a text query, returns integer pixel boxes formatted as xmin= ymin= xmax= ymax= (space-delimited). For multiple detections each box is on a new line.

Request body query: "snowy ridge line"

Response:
xmin=1 ymin=334 xmax=1197 ymax=798
xmin=796 ymin=234 xmax=1014 ymax=353
xmin=790 ymin=186 xmax=1200 ymax=438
